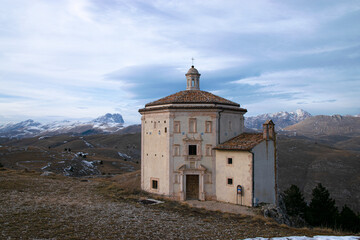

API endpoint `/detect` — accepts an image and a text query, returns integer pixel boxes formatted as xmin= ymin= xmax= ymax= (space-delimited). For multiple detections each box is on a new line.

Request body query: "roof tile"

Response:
xmin=215 ymin=133 xmax=264 ymax=151
xmin=145 ymin=90 xmax=240 ymax=107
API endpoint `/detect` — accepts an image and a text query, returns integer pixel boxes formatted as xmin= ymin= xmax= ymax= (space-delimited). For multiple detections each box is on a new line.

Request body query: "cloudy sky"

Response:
xmin=0 ymin=0 xmax=359 ymax=124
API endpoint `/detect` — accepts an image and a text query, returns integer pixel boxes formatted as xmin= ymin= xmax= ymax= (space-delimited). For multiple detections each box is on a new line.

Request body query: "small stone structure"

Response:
xmin=138 ymin=66 xmax=277 ymax=207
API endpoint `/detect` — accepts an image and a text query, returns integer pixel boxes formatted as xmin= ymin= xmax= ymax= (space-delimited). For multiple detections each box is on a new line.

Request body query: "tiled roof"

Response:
xmin=215 ymin=133 xmax=264 ymax=151
xmin=145 ymin=90 xmax=240 ymax=107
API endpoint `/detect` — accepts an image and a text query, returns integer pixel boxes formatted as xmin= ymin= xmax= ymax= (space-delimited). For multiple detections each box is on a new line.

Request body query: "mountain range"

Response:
xmin=1 ymin=110 xmax=359 ymax=139
xmin=245 ymin=109 xmax=312 ymax=130
xmin=0 ymin=113 xmax=124 ymax=139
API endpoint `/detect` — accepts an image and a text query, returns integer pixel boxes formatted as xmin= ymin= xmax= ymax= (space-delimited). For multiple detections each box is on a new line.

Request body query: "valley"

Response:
xmin=1 ymin=111 xmax=359 ymax=213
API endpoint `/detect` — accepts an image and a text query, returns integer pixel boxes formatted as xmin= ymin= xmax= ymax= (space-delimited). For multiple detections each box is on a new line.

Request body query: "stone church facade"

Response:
xmin=139 ymin=66 xmax=277 ymax=206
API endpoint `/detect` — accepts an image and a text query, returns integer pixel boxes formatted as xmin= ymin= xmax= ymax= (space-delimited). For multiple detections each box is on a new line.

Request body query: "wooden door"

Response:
xmin=186 ymin=175 xmax=199 ymax=200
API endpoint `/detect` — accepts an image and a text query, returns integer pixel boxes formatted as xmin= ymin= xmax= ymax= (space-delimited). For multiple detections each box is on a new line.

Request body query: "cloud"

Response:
xmin=0 ymin=0 xmax=359 ymax=123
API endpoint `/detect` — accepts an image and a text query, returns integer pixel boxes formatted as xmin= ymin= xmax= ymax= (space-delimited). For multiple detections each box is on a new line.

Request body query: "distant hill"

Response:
xmin=0 ymin=113 xmax=125 ymax=139
xmin=284 ymin=115 xmax=360 ymax=137
xmin=277 ymin=135 xmax=360 ymax=212
xmin=245 ymin=109 xmax=311 ymax=130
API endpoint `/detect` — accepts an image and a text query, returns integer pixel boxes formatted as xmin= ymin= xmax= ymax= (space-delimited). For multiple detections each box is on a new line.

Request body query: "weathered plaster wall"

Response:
xmin=141 ymin=112 xmax=170 ymax=195
xmin=253 ymin=140 xmax=276 ymax=205
xmin=215 ymin=150 xmax=253 ymax=206
xmin=218 ymin=111 xmax=245 ymax=144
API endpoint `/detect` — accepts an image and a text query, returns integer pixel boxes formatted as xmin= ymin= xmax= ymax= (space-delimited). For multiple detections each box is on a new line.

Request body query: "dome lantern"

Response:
xmin=185 ymin=65 xmax=200 ymax=90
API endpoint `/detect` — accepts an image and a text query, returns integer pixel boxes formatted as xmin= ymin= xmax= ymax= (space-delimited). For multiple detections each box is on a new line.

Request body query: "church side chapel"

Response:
xmin=138 ymin=65 xmax=277 ymax=207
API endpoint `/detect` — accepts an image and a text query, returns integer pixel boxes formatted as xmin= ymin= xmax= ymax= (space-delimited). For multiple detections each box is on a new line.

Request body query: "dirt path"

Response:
xmin=186 ymin=199 xmax=258 ymax=216
xmin=0 ymin=170 xmax=337 ymax=239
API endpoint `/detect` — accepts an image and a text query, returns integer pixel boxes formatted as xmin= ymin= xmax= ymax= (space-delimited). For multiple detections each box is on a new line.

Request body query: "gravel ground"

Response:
xmin=0 ymin=169 xmax=337 ymax=239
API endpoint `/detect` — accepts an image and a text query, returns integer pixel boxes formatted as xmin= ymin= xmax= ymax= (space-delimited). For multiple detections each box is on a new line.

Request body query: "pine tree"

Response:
xmin=338 ymin=205 xmax=360 ymax=233
xmin=306 ymin=183 xmax=338 ymax=228
xmin=283 ymin=185 xmax=307 ymax=218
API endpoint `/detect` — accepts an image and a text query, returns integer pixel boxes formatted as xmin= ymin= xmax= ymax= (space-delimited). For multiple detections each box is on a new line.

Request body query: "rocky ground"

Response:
xmin=0 ymin=169 xmax=341 ymax=240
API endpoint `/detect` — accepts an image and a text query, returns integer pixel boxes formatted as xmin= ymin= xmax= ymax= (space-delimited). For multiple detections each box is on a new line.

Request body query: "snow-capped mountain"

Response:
xmin=92 ymin=113 xmax=124 ymax=124
xmin=0 ymin=113 xmax=125 ymax=139
xmin=245 ymin=109 xmax=312 ymax=130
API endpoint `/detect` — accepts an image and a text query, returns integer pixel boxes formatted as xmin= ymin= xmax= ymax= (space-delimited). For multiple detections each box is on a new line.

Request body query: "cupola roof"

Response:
xmin=186 ymin=65 xmax=200 ymax=75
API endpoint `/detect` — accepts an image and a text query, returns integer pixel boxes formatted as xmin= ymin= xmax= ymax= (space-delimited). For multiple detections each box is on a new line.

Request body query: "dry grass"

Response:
xmin=0 ymin=169 xmax=346 ymax=239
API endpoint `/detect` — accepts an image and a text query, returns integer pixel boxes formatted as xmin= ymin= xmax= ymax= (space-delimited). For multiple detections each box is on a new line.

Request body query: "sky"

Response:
xmin=0 ymin=0 xmax=359 ymax=124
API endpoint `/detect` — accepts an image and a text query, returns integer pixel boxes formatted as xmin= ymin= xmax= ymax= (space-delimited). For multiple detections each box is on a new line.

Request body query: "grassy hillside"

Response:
xmin=277 ymin=136 xmax=360 ymax=212
xmin=0 ymin=169 xmax=337 ymax=239
xmin=0 ymin=133 xmax=141 ymax=176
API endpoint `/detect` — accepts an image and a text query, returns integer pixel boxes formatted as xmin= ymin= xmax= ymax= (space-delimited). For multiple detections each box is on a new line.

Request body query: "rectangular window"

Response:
xmin=152 ymin=180 xmax=158 ymax=189
xmin=229 ymin=121 xmax=232 ymax=131
xmin=189 ymin=145 xmax=197 ymax=155
xmin=205 ymin=121 xmax=212 ymax=133
xmin=154 ymin=121 xmax=157 ymax=129
xmin=227 ymin=158 xmax=233 ymax=165
xmin=174 ymin=121 xmax=180 ymax=133
xmin=206 ymin=144 xmax=212 ymax=156
xmin=227 ymin=178 xmax=233 ymax=185
xmin=173 ymin=145 xmax=180 ymax=156
xmin=165 ymin=127 xmax=167 ymax=133
xmin=189 ymin=118 xmax=197 ymax=133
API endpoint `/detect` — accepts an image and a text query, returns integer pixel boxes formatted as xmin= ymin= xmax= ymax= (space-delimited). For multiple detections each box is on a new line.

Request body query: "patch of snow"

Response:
xmin=41 ymin=163 xmax=51 ymax=170
xmin=82 ymin=160 xmax=94 ymax=167
xmin=41 ymin=171 xmax=54 ymax=176
xmin=76 ymin=152 xmax=88 ymax=156
xmin=118 ymin=152 xmax=131 ymax=159
xmin=82 ymin=139 xmax=93 ymax=148
xmin=244 ymin=236 xmax=360 ymax=240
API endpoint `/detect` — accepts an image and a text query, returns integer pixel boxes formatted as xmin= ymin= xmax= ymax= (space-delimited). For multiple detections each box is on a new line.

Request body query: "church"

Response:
xmin=138 ymin=66 xmax=277 ymax=207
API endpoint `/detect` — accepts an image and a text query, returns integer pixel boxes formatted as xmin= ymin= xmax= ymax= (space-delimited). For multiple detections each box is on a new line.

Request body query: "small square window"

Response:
xmin=227 ymin=158 xmax=232 ymax=165
xmin=152 ymin=180 xmax=158 ymax=189
xmin=227 ymin=178 xmax=233 ymax=185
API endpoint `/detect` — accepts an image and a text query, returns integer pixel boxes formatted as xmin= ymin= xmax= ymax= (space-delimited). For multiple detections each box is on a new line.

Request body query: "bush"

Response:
xmin=283 ymin=185 xmax=307 ymax=218
xmin=306 ymin=183 xmax=338 ymax=228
